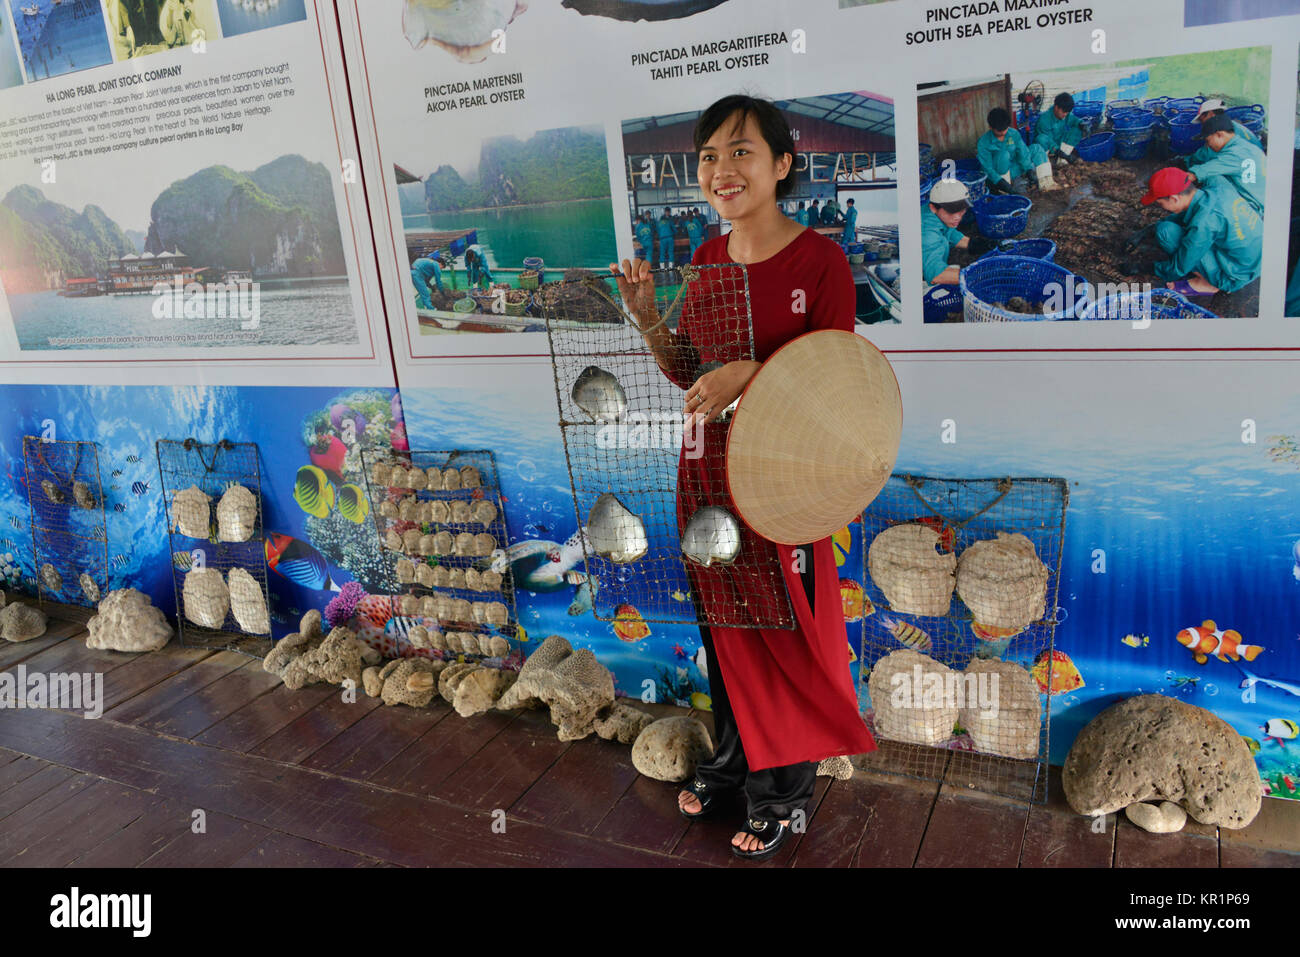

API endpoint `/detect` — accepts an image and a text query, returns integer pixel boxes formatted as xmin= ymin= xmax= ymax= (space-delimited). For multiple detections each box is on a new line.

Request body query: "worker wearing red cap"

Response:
xmin=1122 ymin=167 xmax=1262 ymax=296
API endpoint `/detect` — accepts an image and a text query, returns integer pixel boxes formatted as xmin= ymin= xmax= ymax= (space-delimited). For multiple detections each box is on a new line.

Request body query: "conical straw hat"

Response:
xmin=726 ymin=330 xmax=902 ymax=545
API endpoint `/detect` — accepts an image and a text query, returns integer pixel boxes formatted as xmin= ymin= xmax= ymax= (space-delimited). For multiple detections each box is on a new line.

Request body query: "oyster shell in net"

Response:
xmin=227 ymin=567 xmax=270 ymax=635
xmin=571 ymin=366 xmax=628 ymax=423
xmin=681 ymin=506 xmax=742 ymax=567
xmin=586 ymin=493 xmax=648 ymax=563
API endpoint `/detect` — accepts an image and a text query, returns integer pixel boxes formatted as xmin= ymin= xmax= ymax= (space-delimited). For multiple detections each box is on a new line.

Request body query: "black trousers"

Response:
xmin=690 ymin=543 xmax=819 ymax=822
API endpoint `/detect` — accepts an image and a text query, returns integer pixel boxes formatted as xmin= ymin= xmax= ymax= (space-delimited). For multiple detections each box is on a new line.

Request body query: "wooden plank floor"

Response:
xmin=0 ymin=609 xmax=1296 ymax=868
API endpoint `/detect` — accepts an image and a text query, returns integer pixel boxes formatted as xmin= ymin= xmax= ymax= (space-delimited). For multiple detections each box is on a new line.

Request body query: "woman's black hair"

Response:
xmin=988 ymin=107 xmax=1012 ymax=131
xmin=693 ymin=94 xmax=797 ymax=199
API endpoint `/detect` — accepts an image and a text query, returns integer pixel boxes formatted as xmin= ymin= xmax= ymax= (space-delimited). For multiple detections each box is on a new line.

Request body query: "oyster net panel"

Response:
xmin=856 ymin=474 xmax=1070 ymax=804
xmin=361 ymin=448 xmax=519 ymax=659
xmin=545 ymin=264 xmax=795 ymax=629
xmin=156 ymin=439 xmax=272 ymax=657
xmin=22 ymin=437 xmax=109 ymax=608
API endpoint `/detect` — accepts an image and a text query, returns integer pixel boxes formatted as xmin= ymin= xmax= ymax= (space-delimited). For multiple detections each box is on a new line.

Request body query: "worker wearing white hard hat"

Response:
xmin=922 ymin=178 xmax=996 ymax=285
xmin=1193 ymin=98 xmax=1262 ymax=148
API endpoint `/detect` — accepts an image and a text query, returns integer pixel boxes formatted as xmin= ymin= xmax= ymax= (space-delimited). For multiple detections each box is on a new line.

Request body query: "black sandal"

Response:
xmin=731 ymin=817 xmax=789 ymax=861
xmin=678 ymin=778 xmax=726 ymax=819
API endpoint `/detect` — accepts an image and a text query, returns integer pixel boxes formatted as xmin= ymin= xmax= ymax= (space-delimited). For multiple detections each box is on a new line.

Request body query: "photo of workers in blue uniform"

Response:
xmin=410 ymin=255 xmax=445 ymax=308
xmin=1179 ymin=114 xmax=1266 ymax=215
xmin=921 ymin=179 xmax=996 ymax=286
xmin=1123 ymin=168 xmax=1263 ymax=296
xmin=464 ymin=244 xmax=494 ymax=289
xmin=841 ymin=198 xmax=858 ymax=242
xmin=1192 ymin=98 xmax=1263 ymax=149
xmin=656 ymin=213 xmax=676 ymax=267
xmin=685 ymin=209 xmax=705 ymax=259
xmin=979 ymin=107 xmax=1057 ymax=193
xmin=1035 ymin=92 xmax=1084 ymax=166
xmin=635 ymin=214 xmax=656 ymax=262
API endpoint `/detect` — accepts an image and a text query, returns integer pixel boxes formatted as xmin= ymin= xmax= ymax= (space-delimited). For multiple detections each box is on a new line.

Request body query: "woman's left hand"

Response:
xmin=685 ymin=360 xmax=762 ymax=426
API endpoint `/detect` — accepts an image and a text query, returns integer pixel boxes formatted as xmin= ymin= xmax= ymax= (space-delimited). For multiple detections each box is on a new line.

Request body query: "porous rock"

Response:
xmin=362 ymin=665 xmax=384 ymax=697
xmin=593 ymin=701 xmax=655 ymax=744
xmin=279 ymin=626 xmax=365 ymax=691
xmin=381 ymin=658 xmax=443 ymax=707
xmin=85 ymin=588 xmax=172 ymax=652
xmin=867 ymin=649 xmax=957 ymax=747
xmin=631 ymin=716 xmax=714 ymax=782
xmin=452 ymin=667 xmax=518 ymax=717
xmin=495 ymin=635 xmax=615 ymax=741
xmin=1062 ymin=694 xmax=1261 ymax=829
xmin=958 ymin=658 xmax=1041 ymax=759
xmin=816 ymin=755 xmax=854 ymax=780
xmin=0 ymin=602 xmax=48 ymax=642
xmin=1125 ymin=801 xmax=1187 ymax=834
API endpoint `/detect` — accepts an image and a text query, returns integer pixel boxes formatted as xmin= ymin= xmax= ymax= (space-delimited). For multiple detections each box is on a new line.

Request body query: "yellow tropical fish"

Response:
xmin=1121 ymin=633 xmax=1149 ymax=648
xmin=337 ymin=483 xmax=370 ymax=524
xmin=293 ymin=465 xmax=335 ymax=519
xmin=515 ymin=624 xmax=529 ymax=643
xmin=846 ymin=641 xmax=858 ymax=664
xmin=1031 ymin=649 xmax=1084 ymax=695
xmin=672 ymin=589 xmax=691 ymax=602
xmin=690 ymin=692 xmax=712 ymax=711
xmin=831 ymin=525 xmax=852 ymax=567
xmin=880 ymin=614 xmax=931 ymax=652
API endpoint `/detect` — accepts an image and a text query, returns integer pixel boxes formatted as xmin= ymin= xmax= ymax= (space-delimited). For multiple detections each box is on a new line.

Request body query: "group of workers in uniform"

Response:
xmin=923 ymin=92 xmax=1266 ymax=300
xmin=634 ymin=207 xmax=710 ymax=268
xmin=409 ymin=243 xmax=494 ymax=309
xmin=790 ymin=197 xmax=858 ymax=241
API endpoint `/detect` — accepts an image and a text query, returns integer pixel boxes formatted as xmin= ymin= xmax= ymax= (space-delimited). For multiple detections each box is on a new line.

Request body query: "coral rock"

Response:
xmin=631 ymin=716 xmax=714 ymax=782
xmin=0 ymin=602 xmax=48 ymax=642
xmin=85 ymin=589 xmax=172 ymax=652
xmin=438 ymin=662 xmax=479 ymax=703
xmin=453 ymin=667 xmax=517 ymax=717
xmin=362 ymin=666 xmax=384 ymax=697
xmin=382 ymin=658 xmax=443 ymax=707
xmin=1063 ymin=694 xmax=1260 ymax=829
xmin=867 ymin=649 xmax=956 ymax=747
xmin=280 ymin=626 xmax=365 ymax=691
xmin=216 ymin=485 xmax=258 ymax=542
xmin=816 ymin=755 xmax=855 ymax=780
xmin=958 ymin=658 xmax=1041 ymax=759
xmin=496 ymin=635 xmax=616 ymax=741
xmin=593 ymin=701 xmax=655 ymax=744
xmin=1125 ymin=801 xmax=1187 ymax=834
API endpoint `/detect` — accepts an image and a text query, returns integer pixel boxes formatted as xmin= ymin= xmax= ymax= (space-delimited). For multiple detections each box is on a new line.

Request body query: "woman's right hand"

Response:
xmin=610 ymin=259 xmax=659 ymax=331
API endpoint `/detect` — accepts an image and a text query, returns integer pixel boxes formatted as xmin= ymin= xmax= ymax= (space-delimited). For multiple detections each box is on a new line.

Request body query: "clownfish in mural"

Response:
xmin=1175 ymin=620 xmax=1264 ymax=666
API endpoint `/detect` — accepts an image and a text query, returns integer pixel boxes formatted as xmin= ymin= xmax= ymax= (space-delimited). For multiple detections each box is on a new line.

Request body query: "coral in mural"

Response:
xmin=305 ymin=510 xmax=399 ymax=595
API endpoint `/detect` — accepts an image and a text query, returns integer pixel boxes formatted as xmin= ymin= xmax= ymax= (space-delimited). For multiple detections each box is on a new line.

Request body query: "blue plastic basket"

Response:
xmin=1225 ymin=105 xmax=1266 ymax=136
xmin=960 ymin=255 xmax=1089 ymax=322
xmin=1076 ymin=132 xmax=1115 ymax=162
xmin=1074 ymin=101 xmax=1105 ymax=119
xmin=1167 ymin=113 xmax=1201 ymax=153
xmin=1111 ymin=108 xmax=1155 ymax=130
xmin=1079 ymin=288 xmax=1217 ymax=320
xmin=958 ymin=168 xmax=988 ymax=204
xmin=522 ymin=256 xmax=545 ymax=270
xmin=973 ymin=194 xmax=1032 ymax=239
xmin=1165 ymin=96 xmax=1205 ymax=113
xmin=923 ymin=283 xmax=963 ymax=323
xmin=1113 ymin=122 xmax=1156 ymax=160
xmin=980 ymin=238 xmax=1057 ymax=262
xmin=1142 ymin=96 xmax=1171 ymax=114
xmin=1105 ymin=98 xmax=1141 ymax=119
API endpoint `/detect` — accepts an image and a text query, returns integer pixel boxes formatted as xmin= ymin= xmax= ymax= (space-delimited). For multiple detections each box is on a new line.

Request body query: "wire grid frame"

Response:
xmin=156 ymin=439 xmax=272 ymax=657
xmin=22 ymin=437 xmax=109 ymax=608
xmin=360 ymin=448 xmax=519 ymax=654
xmin=543 ymin=263 xmax=795 ymax=630
xmin=856 ymin=474 xmax=1070 ymax=804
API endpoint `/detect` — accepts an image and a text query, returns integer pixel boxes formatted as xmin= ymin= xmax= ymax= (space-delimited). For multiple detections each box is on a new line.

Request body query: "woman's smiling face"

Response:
xmin=697 ymin=110 xmax=791 ymax=220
